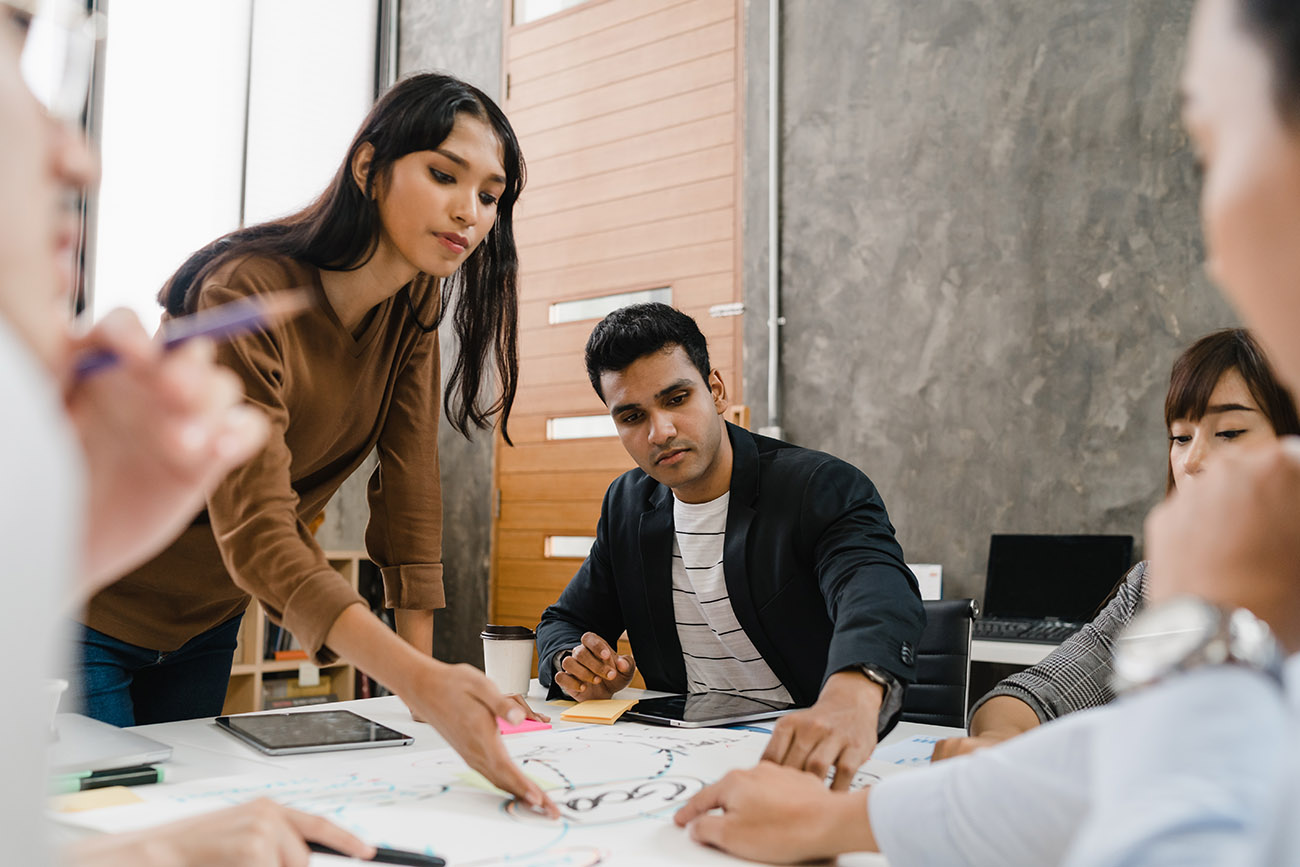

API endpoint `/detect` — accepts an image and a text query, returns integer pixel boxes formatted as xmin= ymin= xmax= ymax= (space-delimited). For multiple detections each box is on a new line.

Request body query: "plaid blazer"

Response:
xmin=969 ymin=560 xmax=1149 ymax=726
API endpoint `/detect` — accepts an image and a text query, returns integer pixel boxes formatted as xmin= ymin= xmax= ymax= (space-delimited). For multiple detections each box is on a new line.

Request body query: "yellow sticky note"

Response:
xmin=559 ymin=698 xmax=638 ymax=725
xmin=455 ymin=769 xmax=553 ymax=794
xmin=51 ymin=786 xmax=145 ymax=813
xmin=547 ymin=699 xmax=577 ymax=708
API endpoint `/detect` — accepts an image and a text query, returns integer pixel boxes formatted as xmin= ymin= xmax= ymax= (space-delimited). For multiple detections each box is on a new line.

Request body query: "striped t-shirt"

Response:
xmin=671 ymin=492 xmax=793 ymax=702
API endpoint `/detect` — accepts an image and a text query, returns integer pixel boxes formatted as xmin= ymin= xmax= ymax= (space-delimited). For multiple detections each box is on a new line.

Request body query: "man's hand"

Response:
xmin=65 ymin=310 xmax=269 ymax=595
xmin=673 ymin=761 xmax=878 ymax=863
xmin=1145 ymin=438 xmax=1300 ymax=653
xmin=760 ymin=670 xmax=882 ymax=789
xmin=554 ymin=632 xmax=636 ymax=701
xmin=67 ymin=798 xmax=374 ymax=867
xmin=401 ymin=657 xmax=559 ymax=817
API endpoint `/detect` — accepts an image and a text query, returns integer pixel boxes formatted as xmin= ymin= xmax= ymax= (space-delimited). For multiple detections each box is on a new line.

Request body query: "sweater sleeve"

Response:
xmin=202 ymin=280 xmax=366 ymax=665
xmin=364 ymin=292 xmax=444 ymax=611
xmin=969 ymin=561 xmax=1148 ymax=725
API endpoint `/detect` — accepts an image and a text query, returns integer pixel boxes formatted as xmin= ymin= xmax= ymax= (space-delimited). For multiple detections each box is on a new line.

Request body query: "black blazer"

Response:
xmin=537 ymin=423 xmax=925 ymax=707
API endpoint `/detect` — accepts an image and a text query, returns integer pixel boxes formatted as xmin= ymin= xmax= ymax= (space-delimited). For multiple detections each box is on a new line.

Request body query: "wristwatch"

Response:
xmin=847 ymin=663 xmax=903 ymax=736
xmin=1111 ymin=596 xmax=1285 ymax=695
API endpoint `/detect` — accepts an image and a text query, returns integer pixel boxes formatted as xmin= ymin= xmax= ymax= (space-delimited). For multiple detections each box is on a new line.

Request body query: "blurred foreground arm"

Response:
xmin=66 ymin=799 xmax=373 ymax=867
xmin=66 ymin=310 xmax=268 ymax=596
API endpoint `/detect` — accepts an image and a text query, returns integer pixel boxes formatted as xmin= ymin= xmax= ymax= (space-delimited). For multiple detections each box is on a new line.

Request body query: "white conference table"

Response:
xmin=53 ymin=683 xmax=962 ymax=865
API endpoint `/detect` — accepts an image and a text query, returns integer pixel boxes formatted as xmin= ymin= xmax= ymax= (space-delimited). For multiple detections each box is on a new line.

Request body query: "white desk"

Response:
xmin=971 ymin=639 xmax=1058 ymax=666
xmin=53 ymin=685 xmax=961 ymax=865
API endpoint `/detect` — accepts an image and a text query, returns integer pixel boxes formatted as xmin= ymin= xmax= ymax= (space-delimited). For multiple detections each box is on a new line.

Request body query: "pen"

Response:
xmin=50 ymin=764 xmax=164 ymax=794
xmin=73 ymin=289 xmax=314 ymax=379
xmin=307 ymin=841 xmax=446 ymax=866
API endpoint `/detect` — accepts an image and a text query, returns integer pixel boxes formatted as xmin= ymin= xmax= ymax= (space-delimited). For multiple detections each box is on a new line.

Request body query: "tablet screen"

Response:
xmin=624 ymin=693 xmax=796 ymax=727
xmin=215 ymin=710 xmax=413 ymax=754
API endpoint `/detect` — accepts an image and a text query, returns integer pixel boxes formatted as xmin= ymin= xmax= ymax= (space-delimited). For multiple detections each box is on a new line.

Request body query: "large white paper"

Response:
xmin=58 ymin=724 xmax=791 ymax=865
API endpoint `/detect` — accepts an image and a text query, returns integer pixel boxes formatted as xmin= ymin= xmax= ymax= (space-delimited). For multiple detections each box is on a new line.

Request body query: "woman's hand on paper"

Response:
xmin=931 ymin=733 xmax=1011 ymax=761
xmin=405 ymin=659 xmax=560 ymax=817
xmin=64 ymin=309 xmax=268 ymax=597
xmin=66 ymin=798 xmax=373 ymax=867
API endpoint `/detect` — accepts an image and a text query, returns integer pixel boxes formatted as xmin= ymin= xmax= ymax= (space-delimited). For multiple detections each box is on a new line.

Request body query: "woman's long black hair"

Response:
xmin=159 ymin=72 xmax=524 ymax=442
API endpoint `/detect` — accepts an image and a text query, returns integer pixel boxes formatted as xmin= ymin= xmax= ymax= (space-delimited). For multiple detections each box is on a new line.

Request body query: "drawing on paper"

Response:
xmin=60 ymin=723 xmax=872 ymax=866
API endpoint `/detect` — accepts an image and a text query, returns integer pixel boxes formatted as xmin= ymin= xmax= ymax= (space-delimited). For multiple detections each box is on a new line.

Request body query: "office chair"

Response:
xmin=900 ymin=598 xmax=978 ymax=728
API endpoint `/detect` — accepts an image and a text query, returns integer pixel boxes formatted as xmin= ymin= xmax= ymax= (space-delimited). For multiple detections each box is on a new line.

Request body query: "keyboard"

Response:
xmin=972 ymin=618 xmax=1081 ymax=644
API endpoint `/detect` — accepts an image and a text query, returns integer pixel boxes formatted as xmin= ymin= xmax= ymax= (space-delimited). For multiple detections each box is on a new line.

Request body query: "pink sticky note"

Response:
xmin=497 ymin=717 xmax=552 ymax=734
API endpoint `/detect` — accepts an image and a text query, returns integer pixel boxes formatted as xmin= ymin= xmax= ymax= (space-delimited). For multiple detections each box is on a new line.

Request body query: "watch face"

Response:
xmin=1114 ymin=597 xmax=1219 ymax=687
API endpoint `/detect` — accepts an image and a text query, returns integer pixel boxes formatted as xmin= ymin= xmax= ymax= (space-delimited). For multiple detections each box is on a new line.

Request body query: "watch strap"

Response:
xmin=848 ymin=663 xmax=904 ymax=738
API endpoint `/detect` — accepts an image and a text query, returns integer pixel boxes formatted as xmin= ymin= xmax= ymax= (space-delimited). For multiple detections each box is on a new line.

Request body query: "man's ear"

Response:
xmin=351 ymin=142 xmax=375 ymax=196
xmin=709 ymin=369 xmax=730 ymax=415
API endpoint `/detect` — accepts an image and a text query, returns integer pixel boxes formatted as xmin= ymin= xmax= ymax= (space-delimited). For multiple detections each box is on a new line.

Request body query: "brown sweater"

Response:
xmin=83 ymin=254 xmax=445 ymax=663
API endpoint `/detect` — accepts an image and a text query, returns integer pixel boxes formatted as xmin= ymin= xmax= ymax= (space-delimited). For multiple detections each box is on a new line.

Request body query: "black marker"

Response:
xmin=307 ymin=841 xmax=445 ymax=866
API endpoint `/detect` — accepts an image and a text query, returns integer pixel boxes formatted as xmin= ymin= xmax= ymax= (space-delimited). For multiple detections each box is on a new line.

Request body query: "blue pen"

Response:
xmin=73 ymin=289 xmax=314 ymax=379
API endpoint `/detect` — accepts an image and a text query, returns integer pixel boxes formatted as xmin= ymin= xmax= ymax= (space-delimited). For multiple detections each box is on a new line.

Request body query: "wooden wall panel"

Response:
xmin=519 ymin=143 xmax=733 ymax=215
xmin=510 ymin=0 xmax=728 ymax=78
xmin=521 ymin=82 xmax=733 ymax=161
xmin=515 ymin=178 xmax=735 ymax=245
xmin=493 ymin=0 xmax=743 ymax=634
xmin=526 ymin=114 xmax=734 ymax=188
xmin=510 ymin=20 xmax=735 ymax=106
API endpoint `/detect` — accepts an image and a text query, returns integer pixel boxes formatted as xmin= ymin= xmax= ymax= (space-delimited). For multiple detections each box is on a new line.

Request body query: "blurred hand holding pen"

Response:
xmin=74 ymin=289 xmax=314 ymax=379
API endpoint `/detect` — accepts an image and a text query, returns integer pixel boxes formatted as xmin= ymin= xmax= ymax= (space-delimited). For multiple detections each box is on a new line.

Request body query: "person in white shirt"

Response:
xmin=1 ymin=3 xmax=378 ymax=864
xmin=673 ymin=0 xmax=1300 ymax=863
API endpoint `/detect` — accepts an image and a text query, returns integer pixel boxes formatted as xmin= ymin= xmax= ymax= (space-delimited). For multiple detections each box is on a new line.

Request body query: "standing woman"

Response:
xmin=74 ymin=72 xmax=552 ymax=811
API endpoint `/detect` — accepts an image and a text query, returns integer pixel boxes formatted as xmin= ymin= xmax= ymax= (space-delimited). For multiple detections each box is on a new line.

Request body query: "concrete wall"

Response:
xmin=317 ymin=0 xmax=503 ymax=667
xmin=742 ymin=0 xmax=1236 ymax=601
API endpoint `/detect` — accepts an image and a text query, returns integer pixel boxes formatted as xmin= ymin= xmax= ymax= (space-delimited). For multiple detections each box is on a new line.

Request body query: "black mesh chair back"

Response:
xmin=899 ymin=598 xmax=978 ymax=728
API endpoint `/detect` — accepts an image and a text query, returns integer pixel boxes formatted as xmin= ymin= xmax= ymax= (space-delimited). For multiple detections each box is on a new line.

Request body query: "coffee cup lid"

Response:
xmin=481 ymin=624 xmax=536 ymax=640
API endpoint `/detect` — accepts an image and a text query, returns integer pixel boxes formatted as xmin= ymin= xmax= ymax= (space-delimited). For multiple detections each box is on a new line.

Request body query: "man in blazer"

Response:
xmin=537 ymin=303 xmax=925 ymax=788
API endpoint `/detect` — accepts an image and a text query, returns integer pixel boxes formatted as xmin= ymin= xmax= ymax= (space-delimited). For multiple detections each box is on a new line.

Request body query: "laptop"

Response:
xmin=48 ymin=712 xmax=173 ymax=774
xmin=972 ymin=534 xmax=1134 ymax=644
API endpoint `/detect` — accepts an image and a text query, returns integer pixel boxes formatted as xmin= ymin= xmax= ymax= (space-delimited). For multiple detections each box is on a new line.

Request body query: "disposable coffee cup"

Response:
xmin=481 ymin=625 xmax=536 ymax=696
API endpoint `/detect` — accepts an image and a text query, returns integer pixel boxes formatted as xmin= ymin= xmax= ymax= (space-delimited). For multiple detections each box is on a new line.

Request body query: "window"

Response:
xmin=546 ymin=414 xmax=617 ymax=440
xmin=513 ymin=0 xmax=590 ymax=26
xmin=548 ymin=287 xmax=672 ymax=325
xmin=89 ymin=0 xmax=378 ymax=329
xmin=545 ymin=536 xmax=596 ymax=558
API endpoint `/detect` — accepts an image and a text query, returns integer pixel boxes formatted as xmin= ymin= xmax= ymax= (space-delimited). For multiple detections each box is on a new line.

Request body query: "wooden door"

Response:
xmin=493 ymin=0 xmax=745 ymax=655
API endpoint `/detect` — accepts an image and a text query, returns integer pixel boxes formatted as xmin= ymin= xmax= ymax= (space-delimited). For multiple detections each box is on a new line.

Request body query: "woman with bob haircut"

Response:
xmin=73 ymin=71 xmax=554 ymax=813
xmin=933 ymin=327 xmax=1300 ymax=761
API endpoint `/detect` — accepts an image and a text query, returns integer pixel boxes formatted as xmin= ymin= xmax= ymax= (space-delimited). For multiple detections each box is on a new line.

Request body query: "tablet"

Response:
xmin=214 ymin=709 xmax=414 ymax=755
xmin=622 ymin=693 xmax=798 ymax=728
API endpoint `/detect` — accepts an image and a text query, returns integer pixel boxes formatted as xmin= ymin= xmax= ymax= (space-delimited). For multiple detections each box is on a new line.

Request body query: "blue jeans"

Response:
xmin=72 ymin=616 xmax=243 ymax=727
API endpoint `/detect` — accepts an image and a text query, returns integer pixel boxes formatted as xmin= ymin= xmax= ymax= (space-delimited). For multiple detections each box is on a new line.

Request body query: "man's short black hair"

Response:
xmin=584 ymin=303 xmax=712 ymax=402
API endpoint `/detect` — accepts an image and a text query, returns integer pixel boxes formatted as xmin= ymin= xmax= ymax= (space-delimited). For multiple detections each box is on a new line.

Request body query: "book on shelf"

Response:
xmin=264 ymin=620 xmax=304 ymax=661
xmin=263 ymin=673 xmax=334 ymax=700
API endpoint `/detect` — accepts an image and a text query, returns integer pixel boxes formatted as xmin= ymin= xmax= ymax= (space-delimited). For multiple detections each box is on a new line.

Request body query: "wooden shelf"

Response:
xmin=222 ymin=550 xmax=367 ymax=715
xmin=229 ymin=658 xmax=352 ymax=676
